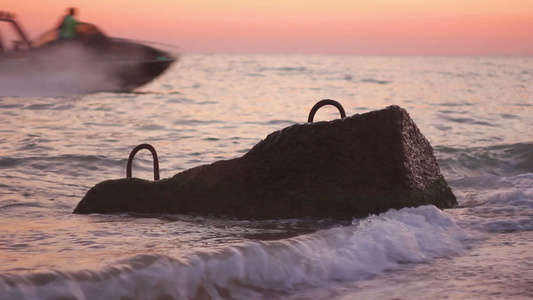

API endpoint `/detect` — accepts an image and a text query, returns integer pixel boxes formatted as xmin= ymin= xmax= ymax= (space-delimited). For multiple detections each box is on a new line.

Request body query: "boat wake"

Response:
xmin=0 ymin=44 xmax=124 ymax=97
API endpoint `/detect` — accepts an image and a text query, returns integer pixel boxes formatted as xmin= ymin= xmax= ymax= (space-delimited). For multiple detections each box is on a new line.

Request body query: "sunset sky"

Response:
xmin=2 ymin=0 xmax=532 ymax=55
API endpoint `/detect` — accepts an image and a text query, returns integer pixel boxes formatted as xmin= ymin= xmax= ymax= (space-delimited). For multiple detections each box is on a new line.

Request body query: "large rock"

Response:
xmin=74 ymin=105 xmax=457 ymax=219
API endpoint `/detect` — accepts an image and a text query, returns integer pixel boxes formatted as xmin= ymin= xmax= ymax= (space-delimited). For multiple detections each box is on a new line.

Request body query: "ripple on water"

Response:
xmin=23 ymin=103 xmax=57 ymax=110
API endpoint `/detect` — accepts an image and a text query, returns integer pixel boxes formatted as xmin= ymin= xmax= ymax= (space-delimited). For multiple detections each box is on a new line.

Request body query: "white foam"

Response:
xmin=485 ymin=190 xmax=533 ymax=208
xmin=464 ymin=175 xmax=533 ymax=233
xmin=483 ymin=219 xmax=533 ymax=233
xmin=0 ymin=44 xmax=123 ymax=96
xmin=0 ymin=205 xmax=472 ymax=300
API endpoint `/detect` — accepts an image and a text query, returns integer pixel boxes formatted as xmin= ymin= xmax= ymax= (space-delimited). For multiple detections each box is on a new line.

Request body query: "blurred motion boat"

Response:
xmin=0 ymin=11 xmax=177 ymax=93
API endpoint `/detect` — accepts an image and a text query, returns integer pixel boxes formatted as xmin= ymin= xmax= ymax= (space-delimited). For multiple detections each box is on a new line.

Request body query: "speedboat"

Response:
xmin=0 ymin=12 xmax=177 ymax=95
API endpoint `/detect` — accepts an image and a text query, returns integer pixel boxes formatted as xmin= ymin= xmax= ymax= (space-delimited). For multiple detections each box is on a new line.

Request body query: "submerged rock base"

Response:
xmin=74 ymin=105 xmax=457 ymax=219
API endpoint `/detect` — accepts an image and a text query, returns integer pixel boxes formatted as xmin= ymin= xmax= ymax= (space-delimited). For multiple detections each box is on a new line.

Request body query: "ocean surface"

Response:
xmin=0 ymin=54 xmax=532 ymax=299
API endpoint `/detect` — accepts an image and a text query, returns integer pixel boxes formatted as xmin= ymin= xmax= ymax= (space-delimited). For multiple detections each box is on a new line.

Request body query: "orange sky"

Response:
xmin=2 ymin=0 xmax=532 ymax=55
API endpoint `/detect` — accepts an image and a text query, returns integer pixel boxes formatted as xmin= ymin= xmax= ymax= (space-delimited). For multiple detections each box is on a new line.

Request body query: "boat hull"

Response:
xmin=0 ymin=41 xmax=177 ymax=95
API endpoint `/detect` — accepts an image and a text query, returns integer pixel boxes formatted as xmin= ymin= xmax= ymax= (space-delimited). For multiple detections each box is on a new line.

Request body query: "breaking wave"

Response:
xmin=0 ymin=205 xmax=471 ymax=300
xmin=460 ymin=175 xmax=533 ymax=233
xmin=435 ymin=142 xmax=533 ymax=179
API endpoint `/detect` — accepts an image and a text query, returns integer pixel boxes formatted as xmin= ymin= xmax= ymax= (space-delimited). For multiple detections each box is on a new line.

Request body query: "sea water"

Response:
xmin=0 ymin=54 xmax=531 ymax=299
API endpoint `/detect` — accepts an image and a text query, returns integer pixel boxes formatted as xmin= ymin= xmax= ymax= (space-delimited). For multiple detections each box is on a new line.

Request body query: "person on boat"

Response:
xmin=57 ymin=8 xmax=78 ymax=40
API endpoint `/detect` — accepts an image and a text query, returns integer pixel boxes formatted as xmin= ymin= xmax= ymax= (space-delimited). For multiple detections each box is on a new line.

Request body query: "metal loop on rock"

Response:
xmin=307 ymin=99 xmax=346 ymax=123
xmin=126 ymin=143 xmax=160 ymax=180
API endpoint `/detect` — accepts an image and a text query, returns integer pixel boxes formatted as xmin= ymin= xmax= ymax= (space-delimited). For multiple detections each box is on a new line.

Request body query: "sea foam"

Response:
xmin=471 ymin=179 xmax=533 ymax=233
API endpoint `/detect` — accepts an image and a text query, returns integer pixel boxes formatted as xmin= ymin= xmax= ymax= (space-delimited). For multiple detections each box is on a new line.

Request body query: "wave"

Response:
xmin=360 ymin=78 xmax=391 ymax=85
xmin=258 ymin=67 xmax=307 ymax=72
xmin=483 ymin=219 xmax=533 ymax=233
xmin=0 ymin=206 xmax=471 ymax=300
xmin=459 ymin=177 xmax=533 ymax=233
xmin=436 ymin=142 xmax=533 ymax=179
xmin=0 ymin=200 xmax=45 ymax=210
xmin=0 ymin=155 xmax=121 ymax=170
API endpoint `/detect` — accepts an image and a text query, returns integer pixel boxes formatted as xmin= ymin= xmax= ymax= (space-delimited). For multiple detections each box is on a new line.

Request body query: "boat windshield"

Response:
xmin=32 ymin=22 xmax=108 ymax=47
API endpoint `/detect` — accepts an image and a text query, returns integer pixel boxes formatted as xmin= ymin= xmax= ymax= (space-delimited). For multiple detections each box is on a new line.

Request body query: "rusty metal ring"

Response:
xmin=126 ymin=143 xmax=160 ymax=180
xmin=308 ymin=99 xmax=346 ymax=122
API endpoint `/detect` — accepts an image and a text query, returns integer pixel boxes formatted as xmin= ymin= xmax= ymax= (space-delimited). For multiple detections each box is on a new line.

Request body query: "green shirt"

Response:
xmin=60 ymin=15 xmax=77 ymax=39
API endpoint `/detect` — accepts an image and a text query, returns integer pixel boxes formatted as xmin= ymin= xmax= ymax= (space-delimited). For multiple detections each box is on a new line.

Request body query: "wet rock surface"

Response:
xmin=74 ymin=105 xmax=457 ymax=218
